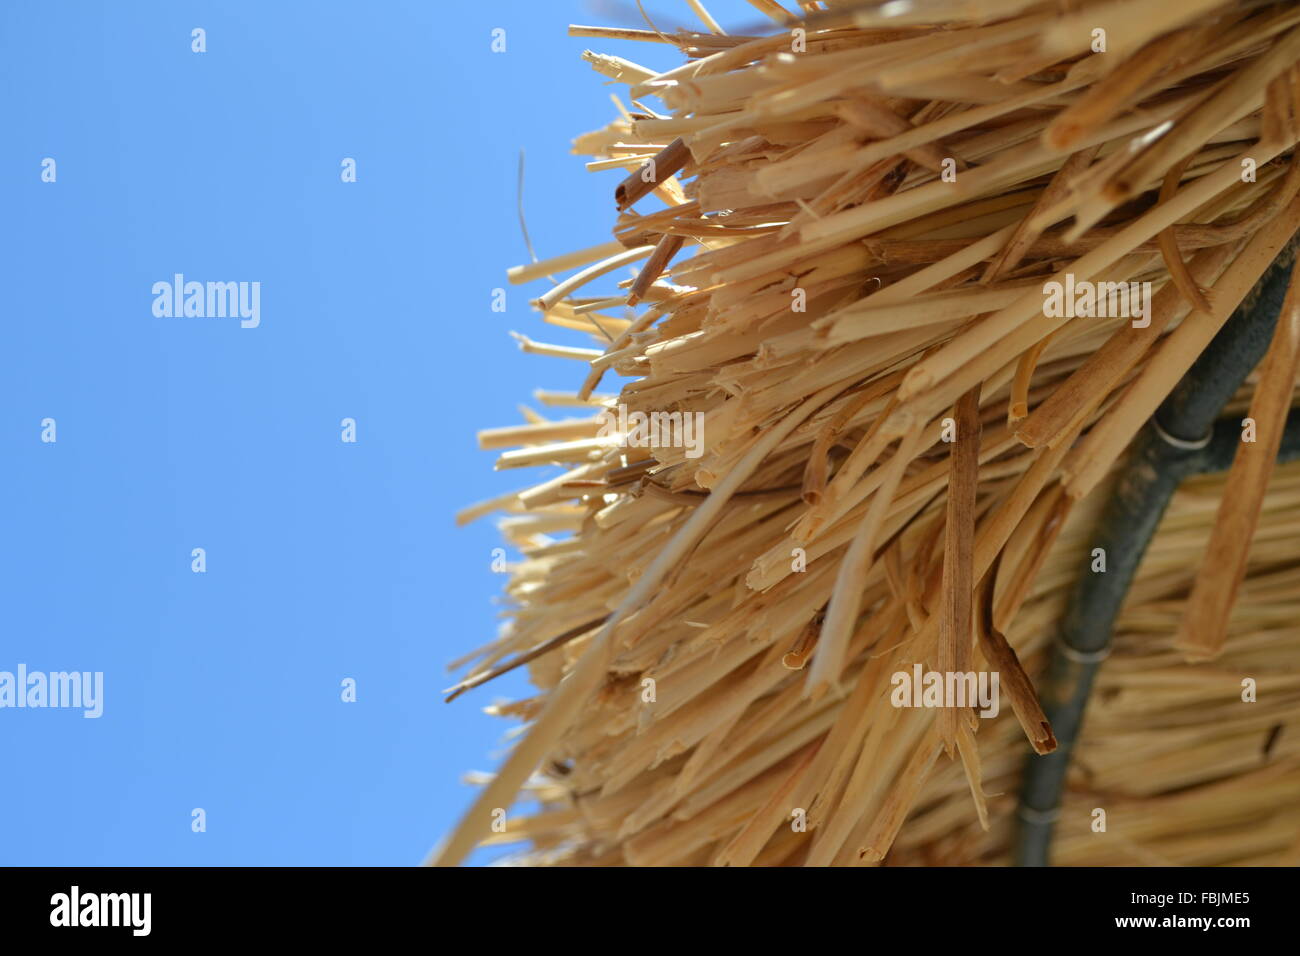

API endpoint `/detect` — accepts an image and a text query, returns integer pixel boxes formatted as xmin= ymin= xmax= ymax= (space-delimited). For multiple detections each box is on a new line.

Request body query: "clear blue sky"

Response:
xmin=0 ymin=0 xmax=769 ymax=865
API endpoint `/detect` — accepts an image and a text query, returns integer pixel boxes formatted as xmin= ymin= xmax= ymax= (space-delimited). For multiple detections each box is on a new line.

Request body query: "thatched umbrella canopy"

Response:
xmin=437 ymin=0 xmax=1300 ymax=867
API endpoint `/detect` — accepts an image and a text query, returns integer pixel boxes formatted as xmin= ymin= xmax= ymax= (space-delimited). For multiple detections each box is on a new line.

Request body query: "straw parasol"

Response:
xmin=436 ymin=0 xmax=1300 ymax=867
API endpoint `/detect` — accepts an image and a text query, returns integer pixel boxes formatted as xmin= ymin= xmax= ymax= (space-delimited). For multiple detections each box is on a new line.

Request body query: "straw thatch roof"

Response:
xmin=437 ymin=0 xmax=1300 ymax=867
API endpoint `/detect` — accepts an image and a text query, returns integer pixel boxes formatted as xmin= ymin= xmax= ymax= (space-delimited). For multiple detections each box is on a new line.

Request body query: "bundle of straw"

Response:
xmin=438 ymin=0 xmax=1300 ymax=867
xmin=893 ymin=456 xmax=1300 ymax=867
